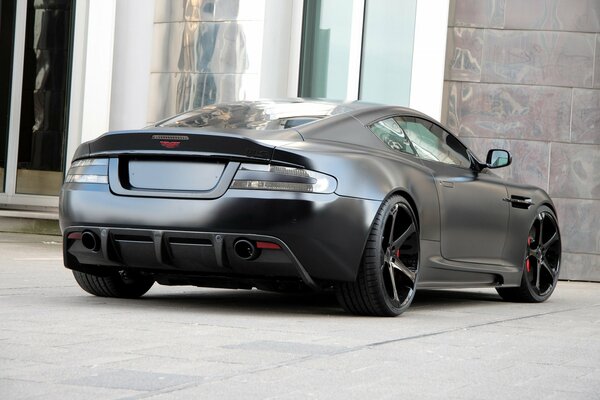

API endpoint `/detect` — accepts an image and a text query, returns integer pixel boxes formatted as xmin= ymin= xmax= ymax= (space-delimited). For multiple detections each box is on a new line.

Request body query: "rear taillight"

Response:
xmin=65 ymin=158 xmax=109 ymax=184
xmin=230 ymin=164 xmax=337 ymax=194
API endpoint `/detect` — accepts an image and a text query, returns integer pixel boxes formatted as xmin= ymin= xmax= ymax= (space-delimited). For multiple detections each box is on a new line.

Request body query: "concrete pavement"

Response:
xmin=1 ymin=232 xmax=599 ymax=399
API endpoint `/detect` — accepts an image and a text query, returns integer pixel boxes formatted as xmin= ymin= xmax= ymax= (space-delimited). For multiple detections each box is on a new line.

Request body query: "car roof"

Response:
xmin=155 ymin=98 xmax=429 ymax=131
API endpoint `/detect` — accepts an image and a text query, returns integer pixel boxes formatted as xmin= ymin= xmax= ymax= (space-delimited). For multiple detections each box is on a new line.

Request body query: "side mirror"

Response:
xmin=485 ymin=149 xmax=511 ymax=169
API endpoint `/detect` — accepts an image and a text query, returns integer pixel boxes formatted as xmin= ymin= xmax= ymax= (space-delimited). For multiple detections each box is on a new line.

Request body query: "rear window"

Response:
xmin=157 ymin=102 xmax=336 ymax=131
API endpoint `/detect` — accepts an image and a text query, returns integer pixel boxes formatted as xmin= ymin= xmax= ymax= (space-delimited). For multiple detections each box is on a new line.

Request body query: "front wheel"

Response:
xmin=497 ymin=206 xmax=561 ymax=302
xmin=337 ymin=196 xmax=419 ymax=317
xmin=73 ymin=269 xmax=154 ymax=298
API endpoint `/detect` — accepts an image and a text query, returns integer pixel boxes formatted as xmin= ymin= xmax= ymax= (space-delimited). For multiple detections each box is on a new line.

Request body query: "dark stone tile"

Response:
xmin=446 ymin=82 xmax=571 ymax=141
xmin=560 ymin=252 xmax=600 ymax=281
xmin=549 ymin=143 xmax=600 ymax=199
xmin=553 ymin=198 xmax=600 ymax=254
xmin=452 ymin=0 xmax=505 ymax=28
xmin=445 ymin=28 xmax=484 ymax=82
xmin=571 ymin=89 xmax=600 ymax=145
xmin=461 ymin=137 xmax=549 ymax=190
xmin=482 ymin=30 xmax=595 ymax=88
xmin=504 ymin=0 xmax=600 ymax=33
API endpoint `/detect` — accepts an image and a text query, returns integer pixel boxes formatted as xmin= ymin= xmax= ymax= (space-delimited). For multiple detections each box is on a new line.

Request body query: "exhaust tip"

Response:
xmin=233 ymin=239 xmax=258 ymax=261
xmin=81 ymin=231 xmax=100 ymax=252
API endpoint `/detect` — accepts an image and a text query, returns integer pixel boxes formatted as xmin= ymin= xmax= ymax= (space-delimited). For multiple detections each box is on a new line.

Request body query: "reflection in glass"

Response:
xmin=176 ymin=0 xmax=249 ymax=114
xmin=299 ymin=0 xmax=354 ymax=99
xmin=360 ymin=0 xmax=417 ymax=105
xmin=16 ymin=0 xmax=74 ymax=196
xmin=0 ymin=0 xmax=17 ymax=192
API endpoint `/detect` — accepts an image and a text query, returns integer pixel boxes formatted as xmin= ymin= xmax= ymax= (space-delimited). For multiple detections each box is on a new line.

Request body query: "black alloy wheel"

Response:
xmin=497 ymin=206 xmax=561 ymax=302
xmin=337 ymin=195 xmax=419 ymax=316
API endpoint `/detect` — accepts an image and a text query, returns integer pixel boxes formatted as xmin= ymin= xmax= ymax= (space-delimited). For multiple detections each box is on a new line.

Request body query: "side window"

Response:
xmin=396 ymin=117 xmax=471 ymax=168
xmin=369 ymin=118 xmax=417 ymax=156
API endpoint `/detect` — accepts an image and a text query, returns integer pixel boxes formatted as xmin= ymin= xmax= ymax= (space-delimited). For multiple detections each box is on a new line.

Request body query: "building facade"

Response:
xmin=1 ymin=0 xmax=598 ymax=280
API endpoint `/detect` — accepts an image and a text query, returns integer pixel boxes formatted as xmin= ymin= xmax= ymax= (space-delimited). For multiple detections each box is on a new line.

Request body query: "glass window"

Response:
xmin=0 ymin=0 xmax=17 ymax=192
xmin=299 ymin=0 xmax=417 ymax=105
xmin=369 ymin=117 xmax=416 ymax=156
xmin=299 ymin=0 xmax=355 ymax=99
xmin=15 ymin=0 xmax=74 ymax=196
xmin=396 ymin=117 xmax=472 ymax=168
xmin=359 ymin=0 xmax=417 ymax=105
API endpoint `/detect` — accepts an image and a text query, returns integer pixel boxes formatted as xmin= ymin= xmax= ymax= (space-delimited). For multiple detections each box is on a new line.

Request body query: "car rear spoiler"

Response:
xmin=71 ymin=127 xmax=303 ymax=164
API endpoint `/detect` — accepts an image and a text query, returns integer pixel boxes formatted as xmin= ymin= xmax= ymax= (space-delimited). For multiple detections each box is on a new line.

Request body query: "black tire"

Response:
xmin=497 ymin=206 xmax=561 ymax=302
xmin=73 ymin=269 xmax=154 ymax=298
xmin=337 ymin=195 xmax=419 ymax=317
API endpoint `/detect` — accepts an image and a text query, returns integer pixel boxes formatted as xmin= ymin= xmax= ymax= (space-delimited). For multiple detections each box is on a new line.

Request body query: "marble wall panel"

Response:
xmin=147 ymin=73 xmax=180 ymax=123
xmin=446 ymin=82 xmax=571 ymax=141
xmin=151 ymin=22 xmax=185 ymax=73
xmin=504 ymin=0 xmax=600 ymax=33
xmin=560 ymin=252 xmax=600 ymax=281
xmin=147 ymin=72 xmax=259 ymax=123
xmin=460 ymin=137 xmax=549 ymax=190
xmin=214 ymin=0 xmax=265 ymax=21
xmin=445 ymin=28 xmax=484 ymax=82
xmin=450 ymin=0 xmax=505 ymax=28
xmin=154 ymin=0 xmax=265 ymax=23
xmin=549 ymin=143 xmax=600 ymax=199
xmin=553 ymin=198 xmax=600 ymax=254
xmin=482 ymin=30 xmax=595 ymax=88
xmin=571 ymin=89 xmax=600 ymax=145
xmin=154 ymin=0 xmax=185 ymax=23
xmin=594 ymin=35 xmax=600 ymax=89
xmin=152 ymin=21 xmax=263 ymax=74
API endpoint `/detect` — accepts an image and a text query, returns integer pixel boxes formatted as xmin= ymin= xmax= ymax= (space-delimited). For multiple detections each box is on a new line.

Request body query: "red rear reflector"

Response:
xmin=256 ymin=241 xmax=281 ymax=250
xmin=67 ymin=232 xmax=82 ymax=240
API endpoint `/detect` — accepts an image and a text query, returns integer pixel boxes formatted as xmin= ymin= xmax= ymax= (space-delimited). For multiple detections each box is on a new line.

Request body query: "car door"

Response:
xmin=396 ymin=116 xmax=510 ymax=265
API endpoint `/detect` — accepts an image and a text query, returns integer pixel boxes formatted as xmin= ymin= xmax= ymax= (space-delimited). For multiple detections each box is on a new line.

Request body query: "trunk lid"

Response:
xmin=82 ymin=127 xmax=303 ymax=199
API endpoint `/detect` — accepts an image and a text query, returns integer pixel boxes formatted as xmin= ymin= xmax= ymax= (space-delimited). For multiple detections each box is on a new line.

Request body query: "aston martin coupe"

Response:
xmin=59 ymin=99 xmax=561 ymax=316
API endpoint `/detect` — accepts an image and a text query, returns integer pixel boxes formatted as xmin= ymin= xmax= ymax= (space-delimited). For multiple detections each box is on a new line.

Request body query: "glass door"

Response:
xmin=1 ymin=0 xmax=74 ymax=205
xmin=0 ymin=0 xmax=17 ymax=192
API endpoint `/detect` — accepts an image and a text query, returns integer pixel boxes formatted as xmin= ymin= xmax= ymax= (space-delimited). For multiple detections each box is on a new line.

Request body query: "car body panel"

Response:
xmin=59 ymin=99 xmax=557 ymax=294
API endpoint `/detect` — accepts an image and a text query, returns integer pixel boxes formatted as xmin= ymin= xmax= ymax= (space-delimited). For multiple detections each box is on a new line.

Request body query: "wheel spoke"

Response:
xmin=540 ymin=260 xmax=555 ymax=278
xmin=392 ymin=223 xmax=416 ymax=250
xmin=387 ymin=264 xmax=400 ymax=301
xmin=542 ymin=231 xmax=559 ymax=249
xmin=390 ymin=259 xmax=416 ymax=284
xmin=535 ymin=260 xmax=541 ymax=290
xmin=537 ymin=213 xmax=544 ymax=244
xmin=387 ymin=205 xmax=398 ymax=246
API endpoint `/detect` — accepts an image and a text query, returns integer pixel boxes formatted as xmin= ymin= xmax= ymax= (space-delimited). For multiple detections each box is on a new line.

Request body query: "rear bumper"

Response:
xmin=60 ymin=184 xmax=381 ymax=284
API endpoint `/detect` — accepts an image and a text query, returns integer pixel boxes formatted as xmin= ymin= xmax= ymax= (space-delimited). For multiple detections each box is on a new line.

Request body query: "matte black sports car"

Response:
xmin=60 ymin=99 xmax=561 ymax=316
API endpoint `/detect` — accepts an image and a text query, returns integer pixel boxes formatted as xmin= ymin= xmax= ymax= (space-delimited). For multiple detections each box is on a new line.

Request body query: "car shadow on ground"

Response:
xmin=68 ymin=287 xmax=505 ymax=317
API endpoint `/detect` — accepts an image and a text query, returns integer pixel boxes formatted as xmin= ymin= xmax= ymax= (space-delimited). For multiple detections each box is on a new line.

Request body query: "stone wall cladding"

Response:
xmin=445 ymin=0 xmax=600 ymax=281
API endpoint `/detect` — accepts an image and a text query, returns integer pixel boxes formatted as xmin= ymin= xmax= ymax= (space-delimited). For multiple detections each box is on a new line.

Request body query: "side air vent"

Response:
xmin=503 ymin=195 xmax=534 ymax=209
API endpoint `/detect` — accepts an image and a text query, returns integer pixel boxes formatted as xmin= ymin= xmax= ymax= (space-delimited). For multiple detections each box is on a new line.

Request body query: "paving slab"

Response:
xmin=1 ymin=232 xmax=599 ymax=399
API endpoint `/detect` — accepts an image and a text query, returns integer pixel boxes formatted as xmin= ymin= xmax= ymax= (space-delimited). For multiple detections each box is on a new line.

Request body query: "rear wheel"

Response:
xmin=73 ymin=270 xmax=154 ymax=298
xmin=337 ymin=196 xmax=419 ymax=317
xmin=497 ymin=206 xmax=561 ymax=302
